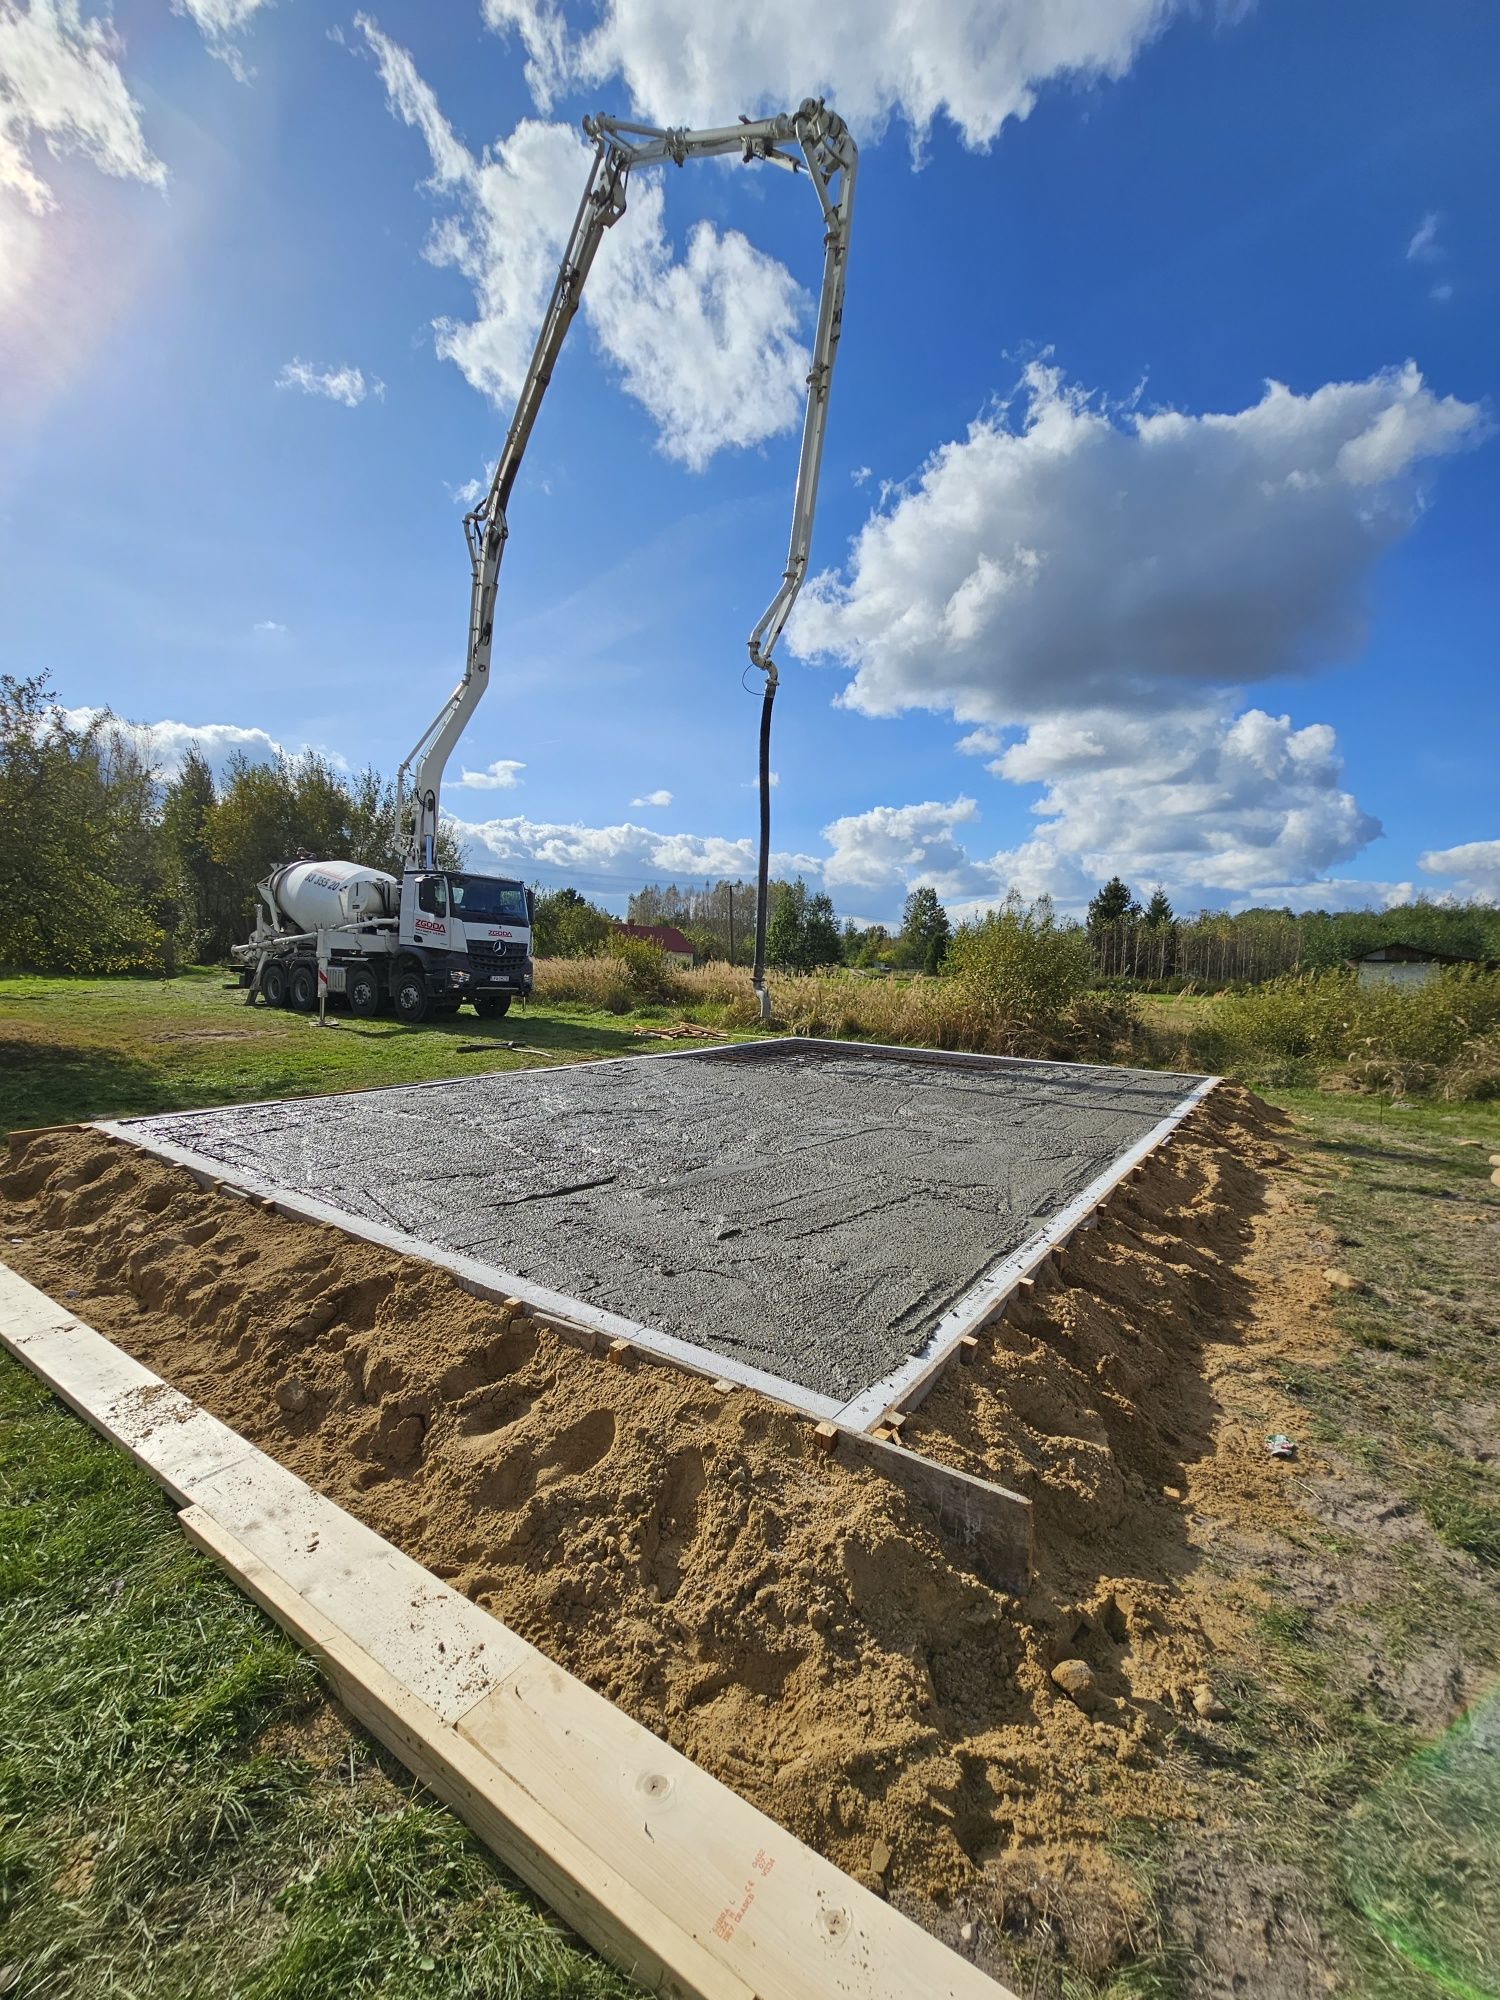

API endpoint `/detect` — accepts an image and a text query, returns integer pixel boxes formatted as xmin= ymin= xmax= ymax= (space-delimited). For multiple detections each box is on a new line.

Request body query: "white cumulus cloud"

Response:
xmin=631 ymin=788 xmax=672 ymax=807
xmin=1419 ymin=839 xmax=1500 ymax=904
xmin=452 ymin=809 xmax=817 ymax=888
xmin=0 ymin=0 xmax=165 ymax=214
xmin=484 ymin=0 xmax=1190 ymax=152
xmin=793 ymin=360 xmax=1487 ymax=723
xmin=819 ymin=796 xmax=992 ymax=901
xmin=1235 ymin=878 xmax=1416 ymax=914
xmin=276 ymin=357 xmax=383 ymax=407
xmin=357 ymin=14 xmax=811 ymax=470
xmin=55 ymin=705 xmax=296 ymax=778
xmin=987 ymin=703 xmax=1381 ymax=906
xmin=455 ymin=759 xmax=526 ymax=790
xmin=812 ymin=706 xmax=1395 ymax=916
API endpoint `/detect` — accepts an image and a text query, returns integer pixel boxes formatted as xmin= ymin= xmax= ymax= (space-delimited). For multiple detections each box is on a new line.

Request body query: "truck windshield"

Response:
xmin=448 ymin=876 xmax=529 ymax=925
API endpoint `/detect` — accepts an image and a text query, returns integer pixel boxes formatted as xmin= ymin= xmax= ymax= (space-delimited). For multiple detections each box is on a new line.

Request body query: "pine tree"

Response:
xmin=1087 ymin=875 xmax=1139 ymax=928
xmin=765 ymin=878 xmax=809 ymax=971
xmin=803 ymin=890 xmax=843 ymax=968
xmin=899 ymin=884 xmax=952 ymax=973
xmin=1143 ymin=887 xmax=1174 ymax=926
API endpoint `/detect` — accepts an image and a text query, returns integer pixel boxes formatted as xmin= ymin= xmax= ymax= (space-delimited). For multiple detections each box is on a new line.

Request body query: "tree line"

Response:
xmin=4 ymin=673 xmax=1495 ymax=982
xmin=618 ymin=878 xmax=951 ymax=973
xmin=0 ymin=673 xmax=458 ymax=976
xmin=1084 ymin=875 xmax=1500 ymax=986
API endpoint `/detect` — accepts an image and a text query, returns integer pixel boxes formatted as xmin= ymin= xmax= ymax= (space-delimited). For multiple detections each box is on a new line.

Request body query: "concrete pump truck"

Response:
xmin=233 ymin=99 xmax=857 ymax=1025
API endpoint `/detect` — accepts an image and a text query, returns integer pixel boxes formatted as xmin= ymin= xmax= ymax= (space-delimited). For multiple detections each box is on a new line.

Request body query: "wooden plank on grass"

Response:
xmin=180 ymin=1507 xmax=750 ymax=2000
xmin=0 ymin=1262 xmax=1016 ymax=2000
xmin=0 ymin=1264 xmax=520 ymax=1719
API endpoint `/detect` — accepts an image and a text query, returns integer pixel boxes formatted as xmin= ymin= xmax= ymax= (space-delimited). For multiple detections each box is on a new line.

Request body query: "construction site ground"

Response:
xmin=3 ymin=973 xmax=1498 ymax=2000
xmin=109 ymin=1044 xmax=1205 ymax=1403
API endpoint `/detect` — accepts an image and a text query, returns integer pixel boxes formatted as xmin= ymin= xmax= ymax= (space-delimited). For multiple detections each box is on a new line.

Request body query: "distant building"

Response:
xmin=616 ymin=921 xmax=694 ymax=969
xmin=1353 ymin=942 xmax=1474 ymax=990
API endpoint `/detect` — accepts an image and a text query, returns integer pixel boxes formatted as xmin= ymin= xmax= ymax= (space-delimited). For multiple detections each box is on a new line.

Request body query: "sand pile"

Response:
xmin=0 ymin=1083 xmax=1289 ymax=1962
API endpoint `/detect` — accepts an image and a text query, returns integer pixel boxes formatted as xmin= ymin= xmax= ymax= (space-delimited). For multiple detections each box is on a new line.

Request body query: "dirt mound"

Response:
xmin=0 ymin=1084 xmax=1294 ymax=1966
xmin=910 ymin=1084 xmax=1298 ymax=1572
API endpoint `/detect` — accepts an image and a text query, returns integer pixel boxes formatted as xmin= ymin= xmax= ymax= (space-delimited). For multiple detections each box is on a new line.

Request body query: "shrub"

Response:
xmin=531 ymin=954 xmax=637 ymax=1013
xmin=1440 ymin=1028 xmax=1500 ymax=1102
xmin=605 ymin=932 xmax=671 ymax=1003
xmin=945 ymin=899 xmax=1092 ymax=1036
xmin=1205 ymin=967 xmax=1500 ymax=1085
xmin=529 ymin=952 xmax=1500 ymax=1100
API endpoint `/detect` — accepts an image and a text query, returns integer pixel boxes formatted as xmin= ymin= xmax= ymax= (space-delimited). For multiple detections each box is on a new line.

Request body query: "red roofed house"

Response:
xmin=616 ymin=922 xmax=694 ymax=969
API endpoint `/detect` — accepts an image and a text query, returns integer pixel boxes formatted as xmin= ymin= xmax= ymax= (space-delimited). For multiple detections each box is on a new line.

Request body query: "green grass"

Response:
xmin=1195 ymin=1088 xmax=1500 ymax=1997
xmin=0 ymin=1354 xmax=639 ymax=1999
xmin=1344 ymin=1698 xmax=1500 ymax=2000
xmin=1271 ymin=1084 xmax=1500 ymax=1148
xmin=0 ymin=967 xmax=763 ymax=1136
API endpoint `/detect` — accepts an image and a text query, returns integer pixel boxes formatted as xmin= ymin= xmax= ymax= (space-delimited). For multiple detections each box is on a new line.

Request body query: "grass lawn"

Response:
xmin=2 ymin=971 xmax=1496 ymax=1996
xmin=0 ymin=1354 xmax=640 ymax=2000
xmin=1204 ymin=1085 xmax=1500 ymax=1999
xmin=0 ymin=967 xmax=764 ymax=1137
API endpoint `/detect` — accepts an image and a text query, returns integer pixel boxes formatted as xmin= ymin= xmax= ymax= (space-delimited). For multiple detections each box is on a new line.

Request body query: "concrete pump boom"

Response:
xmin=396 ymin=98 xmax=857 ymax=1011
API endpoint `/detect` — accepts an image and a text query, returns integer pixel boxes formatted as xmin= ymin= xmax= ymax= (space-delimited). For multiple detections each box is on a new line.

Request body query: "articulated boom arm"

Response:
xmin=397 ymin=99 xmax=857 ymax=878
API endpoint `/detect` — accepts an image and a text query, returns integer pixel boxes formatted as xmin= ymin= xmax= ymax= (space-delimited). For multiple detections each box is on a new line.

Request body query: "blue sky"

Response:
xmin=1 ymin=0 xmax=1496 ymax=920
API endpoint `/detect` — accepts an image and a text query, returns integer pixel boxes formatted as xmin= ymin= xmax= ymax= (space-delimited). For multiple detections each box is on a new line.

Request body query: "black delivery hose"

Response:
xmin=751 ymin=672 xmax=776 ymax=1023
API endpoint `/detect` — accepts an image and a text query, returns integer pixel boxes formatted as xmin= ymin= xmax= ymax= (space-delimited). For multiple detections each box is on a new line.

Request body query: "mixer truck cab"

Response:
xmin=397 ymin=871 xmax=534 ymax=1018
xmin=232 ymin=857 xmax=533 ymax=1025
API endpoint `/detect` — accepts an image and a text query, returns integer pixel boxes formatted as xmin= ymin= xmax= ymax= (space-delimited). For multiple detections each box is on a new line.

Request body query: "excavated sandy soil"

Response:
xmin=0 ymin=1082 xmax=1303 ymax=1979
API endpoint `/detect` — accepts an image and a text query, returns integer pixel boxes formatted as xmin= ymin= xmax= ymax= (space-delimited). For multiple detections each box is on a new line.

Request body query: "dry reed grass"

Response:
xmin=532 ymin=956 xmax=1136 ymax=1059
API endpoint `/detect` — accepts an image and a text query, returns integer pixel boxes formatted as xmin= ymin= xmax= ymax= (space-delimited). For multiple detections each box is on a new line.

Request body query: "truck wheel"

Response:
xmin=393 ymin=967 xmax=431 ymax=1024
xmin=474 ymin=994 xmax=511 ymax=1020
xmin=260 ymin=961 xmax=289 ymax=1009
xmin=288 ymin=962 xmax=318 ymax=1013
xmin=347 ymin=965 xmax=380 ymax=1017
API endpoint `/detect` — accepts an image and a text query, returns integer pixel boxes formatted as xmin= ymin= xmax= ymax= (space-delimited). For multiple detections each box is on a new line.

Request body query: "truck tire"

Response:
xmin=288 ymin=962 xmax=318 ymax=1013
xmin=393 ymin=965 xmax=431 ymax=1024
xmin=347 ymin=964 xmax=380 ymax=1017
xmin=260 ymin=961 xmax=289 ymax=1009
xmin=474 ymin=994 xmax=511 ymax=1020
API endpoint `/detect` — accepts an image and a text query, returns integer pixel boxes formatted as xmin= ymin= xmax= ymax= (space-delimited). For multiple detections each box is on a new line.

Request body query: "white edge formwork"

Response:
xmin=94 ymin=1036 xmax=1217 ymax=1440
xmin=95 ymin=1116 xmax=848 ymax=1424
xmin=0 ymin=1261 xmax=1015 ymax=2000
xmin=831 ymin=1068 xmax=1220 ymax=1431
xmin=76 ymin=1115 xmax=1038 ymax=1595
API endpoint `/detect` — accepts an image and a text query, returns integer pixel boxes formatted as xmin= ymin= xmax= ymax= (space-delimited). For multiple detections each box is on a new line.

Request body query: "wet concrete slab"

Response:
xmin=116 ymin=1043 xmax=1206 ymax=1404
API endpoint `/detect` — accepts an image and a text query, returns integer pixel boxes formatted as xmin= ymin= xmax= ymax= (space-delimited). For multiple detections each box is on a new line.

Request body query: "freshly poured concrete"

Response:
xmin=118 ymin=1044 xmax=1205 ymax=1403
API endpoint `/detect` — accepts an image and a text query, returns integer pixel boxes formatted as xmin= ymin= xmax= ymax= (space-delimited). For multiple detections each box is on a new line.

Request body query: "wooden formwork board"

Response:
xmin=0 ymin=1262 xmax=1015 ymax=2000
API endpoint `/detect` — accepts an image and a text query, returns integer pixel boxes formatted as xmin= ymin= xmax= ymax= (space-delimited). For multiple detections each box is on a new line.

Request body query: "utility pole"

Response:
xmin=727 ymin=883 xmax=735 ymax=965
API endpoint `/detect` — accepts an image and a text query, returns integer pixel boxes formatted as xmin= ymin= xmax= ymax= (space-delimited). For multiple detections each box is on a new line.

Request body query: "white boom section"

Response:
xmin=396 ymin=99 xmax=857 ymax=873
